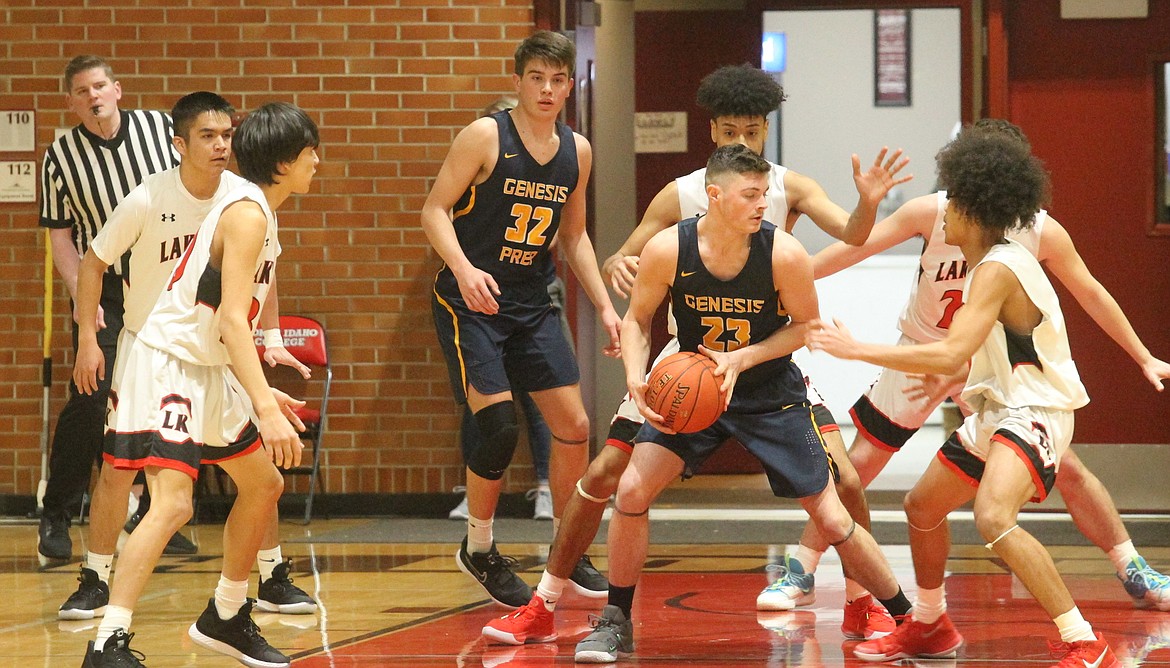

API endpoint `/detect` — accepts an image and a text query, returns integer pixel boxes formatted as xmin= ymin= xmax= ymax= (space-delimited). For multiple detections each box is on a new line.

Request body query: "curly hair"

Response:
xmin=936 ymin=132 xmax=1050 ymax=235
xmin=696 ymin=64 xmax=786 ymax=119
xmin=968 ymin=118 xmax=1030 ymax=150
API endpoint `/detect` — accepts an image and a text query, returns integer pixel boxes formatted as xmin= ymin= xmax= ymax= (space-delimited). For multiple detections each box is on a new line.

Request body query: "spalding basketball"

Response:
xmin=643 ymin=351 xmax=726 ymax=433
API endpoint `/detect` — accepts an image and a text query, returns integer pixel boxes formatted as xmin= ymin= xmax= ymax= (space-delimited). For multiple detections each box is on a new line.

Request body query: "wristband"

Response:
xmin=262 ymin=328 xmax=284 ymax=349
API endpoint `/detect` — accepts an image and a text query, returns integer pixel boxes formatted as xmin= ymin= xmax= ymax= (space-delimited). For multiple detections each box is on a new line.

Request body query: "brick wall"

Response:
xmin=0 ymin=1 xmax=545 ymax=498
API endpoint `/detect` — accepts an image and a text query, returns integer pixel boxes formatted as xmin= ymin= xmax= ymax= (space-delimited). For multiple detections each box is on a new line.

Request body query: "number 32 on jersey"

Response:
xmin=499 ymin=203 xmax=552 ymax=266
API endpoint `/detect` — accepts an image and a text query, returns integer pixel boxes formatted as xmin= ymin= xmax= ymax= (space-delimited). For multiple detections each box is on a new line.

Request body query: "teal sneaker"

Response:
xmin=757 ymin=555 xmax=815 ymax=611
xmin=1120 ymin=555 xmax=1170 ymax=611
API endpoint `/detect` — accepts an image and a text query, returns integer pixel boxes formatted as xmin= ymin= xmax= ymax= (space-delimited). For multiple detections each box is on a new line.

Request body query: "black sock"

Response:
xmin=878 ymin=588 xmax=912 ymax=620
xmin=608 ymin=584 xmax=636 ymax=620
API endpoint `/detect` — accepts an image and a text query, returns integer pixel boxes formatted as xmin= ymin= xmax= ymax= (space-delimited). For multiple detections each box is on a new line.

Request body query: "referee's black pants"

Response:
xmin=42 ymin=274 xmax=124 ymax=520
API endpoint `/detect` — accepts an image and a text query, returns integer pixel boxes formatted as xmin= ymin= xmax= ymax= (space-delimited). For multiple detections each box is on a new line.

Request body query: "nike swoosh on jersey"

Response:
xmin=680 ymin=270 xmax=697 ymax=277
xmin=504 ymin=152 xmax=518 ymax=158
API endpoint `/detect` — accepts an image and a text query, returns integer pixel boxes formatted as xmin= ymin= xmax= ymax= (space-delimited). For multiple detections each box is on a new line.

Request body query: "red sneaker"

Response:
xmin=841 ymin=595 xmax=897 ymax=640
xmin=1049 ymin=632 xmax=1118 ymax=668
xmin=482 ymin=594 xmax=557 ymax=646
xmin=853 ymin=613 xmax=963 ymax=662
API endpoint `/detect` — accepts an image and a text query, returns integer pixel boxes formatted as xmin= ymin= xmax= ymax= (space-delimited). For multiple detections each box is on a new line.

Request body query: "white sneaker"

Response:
xmin=448 ymin=486 xmax=469 ymax=520
xmin=527 ymin=486 xmax=553 ymax=520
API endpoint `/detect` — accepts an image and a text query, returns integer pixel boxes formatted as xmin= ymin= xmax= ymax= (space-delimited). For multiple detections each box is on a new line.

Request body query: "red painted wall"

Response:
xmin=1004 ymin=0 xmax=1170 ymax=442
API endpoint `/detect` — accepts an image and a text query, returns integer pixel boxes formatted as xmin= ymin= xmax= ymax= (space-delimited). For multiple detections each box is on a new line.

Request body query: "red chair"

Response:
xmin=256 ymin=315 xmax=331 ymax=523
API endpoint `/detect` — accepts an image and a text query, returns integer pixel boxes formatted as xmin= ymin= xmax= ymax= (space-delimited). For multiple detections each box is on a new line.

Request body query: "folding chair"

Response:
xmin=257 ymin=315 xmax=331 ymax=524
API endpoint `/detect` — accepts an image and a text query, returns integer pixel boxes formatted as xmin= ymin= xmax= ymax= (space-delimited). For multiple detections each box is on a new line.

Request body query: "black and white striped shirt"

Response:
xmin=39 ymin=109 xmax=179 ymax=276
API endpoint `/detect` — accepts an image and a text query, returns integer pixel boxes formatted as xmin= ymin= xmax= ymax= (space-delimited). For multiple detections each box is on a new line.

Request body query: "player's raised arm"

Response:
xmin=1038 ymin=216 xmax=1170 ymax=390
xmin=420 ymin=118 xmax=502 ymax=315
xmin=558 ymin=133 xmax=621 ymax=357
xmin=812 ymin=192 xmax=938 ymax=279
xmin=602 ymin=179 xmax=684 ymax=299
xmin=786 ymin=147 xmax=911 ymax=246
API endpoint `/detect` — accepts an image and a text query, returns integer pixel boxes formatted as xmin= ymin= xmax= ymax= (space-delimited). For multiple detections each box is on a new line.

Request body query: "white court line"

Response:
xmin=602 ymin=507 xmax=1170 ymax=522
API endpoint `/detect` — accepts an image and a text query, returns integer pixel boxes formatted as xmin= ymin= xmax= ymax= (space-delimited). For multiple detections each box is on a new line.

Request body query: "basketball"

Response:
xmin=643 ymin=351 xmax=726 ymax=433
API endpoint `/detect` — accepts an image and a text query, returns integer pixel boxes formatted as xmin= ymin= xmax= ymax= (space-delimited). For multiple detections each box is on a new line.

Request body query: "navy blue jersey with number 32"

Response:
xmin=439 ymin=110 xmax=578 ymax=291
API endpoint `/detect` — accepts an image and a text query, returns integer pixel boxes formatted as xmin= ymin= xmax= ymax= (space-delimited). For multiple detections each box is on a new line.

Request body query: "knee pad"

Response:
xmin=466 ymin=402 xmax=520 ymax=481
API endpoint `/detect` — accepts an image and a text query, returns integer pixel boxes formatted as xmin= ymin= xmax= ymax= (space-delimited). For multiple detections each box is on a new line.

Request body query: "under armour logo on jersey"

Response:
xmin=161 ymin=213 xmax=176 ymax=222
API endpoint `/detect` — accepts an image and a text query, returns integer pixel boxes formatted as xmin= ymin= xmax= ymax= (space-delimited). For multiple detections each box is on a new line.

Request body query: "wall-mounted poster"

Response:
xmin=875 ymin=9 xmax=911 ymax=107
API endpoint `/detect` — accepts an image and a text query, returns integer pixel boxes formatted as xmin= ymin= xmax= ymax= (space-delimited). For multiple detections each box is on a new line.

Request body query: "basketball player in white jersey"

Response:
xmin=480 ymin=64 xmax=912 ymax=651
xmin=810 ymin=129 xmax=1119 ymax=667
xmin=784 ymin=119 xmax=1170 ymax=614
xmin=81 ymin=102 xmax=319 ymax=668
xmin=64 ymin=93 xmax=318 ymax=626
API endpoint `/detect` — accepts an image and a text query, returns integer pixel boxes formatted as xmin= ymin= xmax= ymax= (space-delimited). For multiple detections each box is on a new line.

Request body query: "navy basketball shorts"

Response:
xmin=431 ymin=286 xmax=580 ymax=404
xmin=636 ymin=400 xmax=831 ymax=499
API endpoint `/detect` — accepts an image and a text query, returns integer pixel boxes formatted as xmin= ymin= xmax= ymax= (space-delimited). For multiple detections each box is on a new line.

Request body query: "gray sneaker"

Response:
xmin=574 ymin=604 xmax=633 ymax=663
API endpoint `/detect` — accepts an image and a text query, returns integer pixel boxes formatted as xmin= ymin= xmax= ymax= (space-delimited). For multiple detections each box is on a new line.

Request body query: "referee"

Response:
xmin=37 ymin=55 xmax=178 ymax=562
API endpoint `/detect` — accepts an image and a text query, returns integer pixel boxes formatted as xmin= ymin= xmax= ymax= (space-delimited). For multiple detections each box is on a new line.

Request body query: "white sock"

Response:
xmin=95 ymin=605 xmax=133 ymax=649
xmin=913 ymin=586 xmax=946 ymax=625
xmin=1055 ymin=607 xmax=1096 ymax=643
xmin=844 ymin=578 xmax=869 ymax=604
xmin=214 ymin=575 xmax=249 ymax=620
xmin=536 ymin=571 xmax=567 ymax=611
xmin=1108 ymin=540 xmax=1139 ymax=577
xmin=794 ymin=544 xmax=823 ymax=574
xmin=467 ymin=514 xmax=494 ymax=554
xmin=87 ymin=552 xmax=114 ymax=584
xmin=257 ymin=546 xmax=283 ymax=582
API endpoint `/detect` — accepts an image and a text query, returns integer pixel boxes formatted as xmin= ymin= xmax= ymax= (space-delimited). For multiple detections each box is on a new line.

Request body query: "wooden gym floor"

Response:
xmin=2 ymin=509 xmax=1169 ymax=667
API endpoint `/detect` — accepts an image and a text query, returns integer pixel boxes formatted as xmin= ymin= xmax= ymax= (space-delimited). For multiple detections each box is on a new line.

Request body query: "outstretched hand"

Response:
xmin=1141 ymin=356 xmax=1170 ymax=392
xmin=805 ymin=318 xmax=859 ymax=360
xmin=853 ymin=147 xmax=912 ymax=206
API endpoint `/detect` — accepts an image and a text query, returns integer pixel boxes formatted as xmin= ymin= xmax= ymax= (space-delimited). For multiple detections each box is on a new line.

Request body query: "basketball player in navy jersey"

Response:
xmin=571 ymin=144 xmax=911 ymax=663
xmin=482 ymin=64 xmax=910 ymax=648
xmin=810 ymin=130 xmax=1118 ymax=667
xmin=422 ymin=30 xmax=622 ymax=610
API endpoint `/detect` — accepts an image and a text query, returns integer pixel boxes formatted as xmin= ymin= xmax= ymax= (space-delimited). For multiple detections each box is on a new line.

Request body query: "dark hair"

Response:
xmin=936 ymin=132 xmax=1050 ymax=234
xmin=514 ymin=30 xmax=575 ymax=77
xmin=64 ymin=55 xmax=114 ymax=92
xmin=696 ymin=64 xmax=787 ymax=119
xmin=968 ymin=118 xmax=1031 ymax=150
xmin=705 ymin=143 xmax=772 ymax=186
xmin=234 ymin=102 xmax=319 ymax=186
xmin=171 ymin=92 xmax=235 ymax=141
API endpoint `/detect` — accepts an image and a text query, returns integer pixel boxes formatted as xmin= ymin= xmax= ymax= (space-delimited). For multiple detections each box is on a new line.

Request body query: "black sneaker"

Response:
xmin=454 ymin=537 xmax=532 ymax=609
xmin=82 ymin=629 xmax=146 ymax=667
xmin=125 ymin=513 xmax=197 ymax=555
xmin=257 ymin=559 xmax=318 ymax=614
xmin=188 ymin=598 xmax=290 ymax=668
xmin=39 ymin=511 xmax=72 ymax=561
xmin=569 ymin=554 xmax=609 ymax=599
xmin=60 ymin=566 xmax=109 ymax=620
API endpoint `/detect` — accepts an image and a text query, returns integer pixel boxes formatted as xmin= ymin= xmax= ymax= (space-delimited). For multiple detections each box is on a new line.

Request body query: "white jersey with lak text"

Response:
xmin=137 ymin=182 xmax=280 ymax=366
xmin=89 ymin=167 xmax=248 ymax=333
xmin=898 ymin=190 xmax=1045 ymax=343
